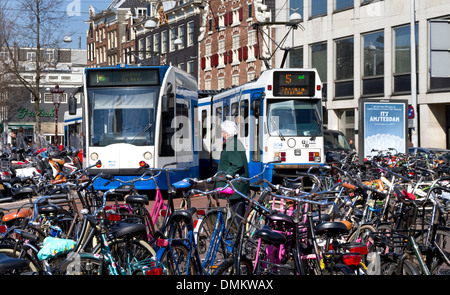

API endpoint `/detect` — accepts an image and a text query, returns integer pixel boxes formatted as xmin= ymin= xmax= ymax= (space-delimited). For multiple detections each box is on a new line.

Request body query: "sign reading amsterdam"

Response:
xmin=273 ymin=71 xmax=315 ymax=97
xmin=86 ymin=69 xmax=160 ymax=87
xmin=359 ymin=99 xmax=408 ymax=161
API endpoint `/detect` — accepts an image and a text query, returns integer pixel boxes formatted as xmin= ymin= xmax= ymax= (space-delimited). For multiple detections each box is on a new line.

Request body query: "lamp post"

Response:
xmin=51 ymin=85 xmax=64 ymax=147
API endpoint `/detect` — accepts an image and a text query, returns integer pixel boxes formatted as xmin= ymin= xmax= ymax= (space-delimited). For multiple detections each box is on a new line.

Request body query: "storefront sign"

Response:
xmin=17 ymin=108 xmax=55 ymax=119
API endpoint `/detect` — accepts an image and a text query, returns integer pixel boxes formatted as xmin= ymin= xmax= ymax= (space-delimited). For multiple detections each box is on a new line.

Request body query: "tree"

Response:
xmin=0 ymin=0 xmax=69 ymax=138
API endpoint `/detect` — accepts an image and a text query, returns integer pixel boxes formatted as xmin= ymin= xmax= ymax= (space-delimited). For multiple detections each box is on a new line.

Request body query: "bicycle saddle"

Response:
xmin=315 ymin=221 xmax=349 ymax=237
xmin=172 ymin=178 xmax=192 ymax=190
xmin=125 ymin=194 xmax=149 ymax=206
xmin=254 ymin=225 xmax=287 ymax=245
xmin=170 ymin=207 xmax=197 ymax=225
xmin=0 ymin=253 xmax=29 ymax=273
xmin=38 ymin=204 xmax=60 ymax=215
xmin=115 ymin=223 xmax=147 ymax=239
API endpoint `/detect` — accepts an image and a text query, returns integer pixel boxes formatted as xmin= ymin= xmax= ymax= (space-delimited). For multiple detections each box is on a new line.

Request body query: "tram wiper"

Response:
xmin=271 ymin=117 xmax=285 ymax=141
xmin=128 ymin=123 xmax=152 ymax=144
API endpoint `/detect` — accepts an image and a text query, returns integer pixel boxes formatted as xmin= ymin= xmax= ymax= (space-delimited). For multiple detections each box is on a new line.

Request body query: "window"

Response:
xmin=311 ymin=41 xmax=327 ymax=83
xmin=146 ymin=36 xmax=152 ymax=58
xmin=335 ymin=37 xmax=354 ymax=98
xmin=289 ymin=0 xmax=303 ymax=20
xmin=170 ymin=27 xmax=177 ymax=51
xmin=188 ymin=21 xmax=195 ymax=46
xmin=289 ymin=46 xmax=303 ymax=68
xmin=154 ymin=33 xmax=160 ymax=53
xmin=178 ymin=24 xmax=185 ymax=49
xmin=187 ymin=60 xmax=194 ymax=75
xmin=162 ymin=31 xmax=168 ymax=54
xmin=338 ymin=109 xmax=355 ymax=144
xmin=311 ymin=0 xmax=327 ymax=18
xmin=239 ymin=99 xmax=249 ymax=137
xmin=27 ymin=52 xmax=36 ymax=62
xmin=335 ymin=0 xmax=353 ymax=11
xmin=311 ymin=42 xmax=327 ymax=98
xmin=139 ymin=39 xmax=145 ymax=59
xmin=232 ymin=74 xmax=240 ymax=86
xmin=393 ymin=24 xmax=418 ymax=94
xmin=362 ymin=30 xmax=384 ymax=96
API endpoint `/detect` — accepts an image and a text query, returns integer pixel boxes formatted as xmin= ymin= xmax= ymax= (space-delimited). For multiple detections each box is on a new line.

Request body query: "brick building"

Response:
xmin=198 ymin=0 xmax=276 ymax=91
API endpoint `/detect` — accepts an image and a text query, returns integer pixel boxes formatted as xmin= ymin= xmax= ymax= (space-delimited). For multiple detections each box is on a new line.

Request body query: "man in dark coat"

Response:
xmin=214 ymin=120 xmax=250 ymax=222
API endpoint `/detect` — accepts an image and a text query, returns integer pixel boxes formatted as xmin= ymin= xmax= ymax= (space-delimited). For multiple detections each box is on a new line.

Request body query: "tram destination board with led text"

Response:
xmin=273 ymin=71 xmax=316 ymax=97
xmin=87 ymin=68 xmax=160 ymax=87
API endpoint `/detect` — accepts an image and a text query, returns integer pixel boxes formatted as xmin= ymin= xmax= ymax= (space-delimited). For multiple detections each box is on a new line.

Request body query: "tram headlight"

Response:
xmin=90 ymin=152 xmax=99 ymax=161
xmin=144 ymin=152 xmax=152 ymax=160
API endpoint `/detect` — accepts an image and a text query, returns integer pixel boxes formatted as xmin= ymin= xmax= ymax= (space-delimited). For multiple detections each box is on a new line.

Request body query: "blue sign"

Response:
xmin=408 ymin=105 xmax=414 ymax=119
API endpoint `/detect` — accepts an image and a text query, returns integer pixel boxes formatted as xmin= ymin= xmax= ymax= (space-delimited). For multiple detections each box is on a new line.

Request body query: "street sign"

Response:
xmin=408 ymin=105 xmax=414 ymax=119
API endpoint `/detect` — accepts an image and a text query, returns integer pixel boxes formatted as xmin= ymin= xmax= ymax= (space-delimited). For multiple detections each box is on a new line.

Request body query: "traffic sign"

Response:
xmin=408 ymin=105 xmax=414 ymax=119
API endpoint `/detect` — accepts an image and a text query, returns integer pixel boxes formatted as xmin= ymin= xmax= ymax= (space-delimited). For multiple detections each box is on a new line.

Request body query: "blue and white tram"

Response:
xmin=198 ymin=68 xmax=324 ymax=184
xmin=83 ymin=65 xmax=199 ymax=190
xmin=63 ymin=108 xmax=83 ymax=150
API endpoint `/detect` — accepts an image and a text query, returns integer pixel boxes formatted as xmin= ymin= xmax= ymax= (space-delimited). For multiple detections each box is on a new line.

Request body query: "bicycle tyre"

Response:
xmin=60 ymin=253 xmax=106 ymax=275
xmin=212 ymin=256 xmax=253 ymax=275
xmin=160 ymin=240 xmax=199 ymax=275
xmin=100 ymin=238 xmax=157 ymax=274
xmin=416 ymin=229 xmax=450 ymax=275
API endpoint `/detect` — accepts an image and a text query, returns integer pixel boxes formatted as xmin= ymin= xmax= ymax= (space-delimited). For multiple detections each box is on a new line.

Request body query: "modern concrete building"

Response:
xmin=274 ymin=0 xmax=450 ymax=150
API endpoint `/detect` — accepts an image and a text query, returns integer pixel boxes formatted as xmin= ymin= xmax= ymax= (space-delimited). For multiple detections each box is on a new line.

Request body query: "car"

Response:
xmin=408 ymin=147 xmax=450 ymax=162
xmin=323 ymin=129 xmax=355 ymax=162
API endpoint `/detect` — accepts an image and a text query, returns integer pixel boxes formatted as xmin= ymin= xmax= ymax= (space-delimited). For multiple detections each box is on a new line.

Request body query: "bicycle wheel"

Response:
xmin=60 ymin=253 xmax=106 ymax=275
xmin=160 ymin=240 xmax=199 ymax=275
xmin=212 ymin=256 xmax=253 ymax=275
xmin=107 ymin=238 xmax=157 ymax=274
xmin=416 ymin=229 xmax=450 ymax=275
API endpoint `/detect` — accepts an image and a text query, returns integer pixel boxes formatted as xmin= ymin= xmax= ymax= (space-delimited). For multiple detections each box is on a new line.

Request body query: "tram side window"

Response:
xmin=251 ymin=99 xmax=261 ymax=162
xmin=159 ymin=94 xmax=175 ymax=157
xmin=201 ymin=109 xmax=207 ymax=140
xmin=239 ymin=100 xmax=249 ymax=137
xmin=215 ymin=106 xmax=222 ymax=140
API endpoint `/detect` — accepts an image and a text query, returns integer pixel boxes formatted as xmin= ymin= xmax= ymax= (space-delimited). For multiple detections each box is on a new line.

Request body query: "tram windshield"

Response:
xmin=88 ymin=87 xmax=159 ymax=147
xmin=267 ymin=99 xmax=322 ymax=137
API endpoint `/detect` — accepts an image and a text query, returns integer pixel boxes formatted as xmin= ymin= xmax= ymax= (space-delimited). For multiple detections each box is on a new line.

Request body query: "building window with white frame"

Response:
xmin=187 ymin=21 xmax=195 ymax=47
xmin=162 ymin=31 xmax=168 ymax=54
xmin=146 ymin=36 xmax=152 ymax=58
xmin=178 ymin=24 xmax=185 ymax=49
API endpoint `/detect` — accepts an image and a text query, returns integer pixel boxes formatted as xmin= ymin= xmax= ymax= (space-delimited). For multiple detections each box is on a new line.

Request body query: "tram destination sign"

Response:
xmin=272 ymin=71 xmax=316 ymax=97
xmin=86 ymin=68 xmax=160 ymax=87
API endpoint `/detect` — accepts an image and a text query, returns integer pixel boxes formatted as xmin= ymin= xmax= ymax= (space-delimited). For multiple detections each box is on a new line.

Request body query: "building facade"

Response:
xmin=0 ymin=47 xmax=86 ymax=147
xmin=198 ymin=0 xmax=276 ymax=91
xmin=133 ymin=0 xmax=202 ymax=79
xmin=86 ymin=0 xmax=149 ymax=68
xmin=274 ymin=0 xmax=450 ymax=150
